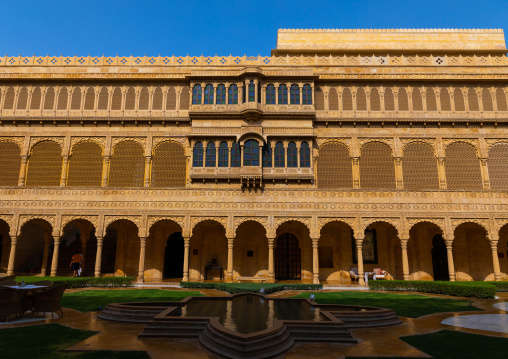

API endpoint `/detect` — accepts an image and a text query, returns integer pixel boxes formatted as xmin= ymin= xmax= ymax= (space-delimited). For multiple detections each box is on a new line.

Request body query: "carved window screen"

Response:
xmin=356 ymin=88 xmax=367 ymax=111
xmin=412 ymin=88 xmax=423 ymax=111
xmin=445 ymin=142 xmax=483 ymax=190
xmin=0 ymin=141 xmax=21 ymax=186
xmin=84 ymin=87 xmax=95 ymax=110
xmin=328 ymin=87 xmax=339 ymax=110
xmin=151 ymin=141 xmax=186 ymax=188
xmin=370 ymin=88 xmax=381 ymax=111
xmin=16 ymin=87 xmax=28 ymax=109
xmin=317 ymin=142 xmax=352 ymax=189
xmin=454 ymin=88 xmax=465 ymax=111
xmin=67 ymin=141 xmax=103 ymax=187
xmin=44 ymin=87 xmax=55 ymax=110
xmin=166 ymin=87 xmax=176 ymax=110
xmin=3 ymin=87 xmax=15 ymax=109
xmin=71 ymin=87 xmax=82 ymax=110
xmin=342 ymin=88 xmax=353 ymax=110
xmin=384 ymin=88 xmax=395 ymax=111
xmin=97 ymin=87 xmax=109 ymax=110
xmin=108 ymin=141 xmax=144 ymax=187
xmin=360 ymin=142 xmax=396 ymax=189
xmin=111 ymin=88 xmax=122 ymax=110
xmin=440 ymin=88 xmax=451 ymax=111
xmin=482 ymin=88 xmax=493 ymax=111
xmin=30 ymin=87 xmax=42 ymax=110
xmin=180 ymin=86 xmax=190 ymax=110
xmin=152 ymin=87 xmax=163 ymax=110
xmin=138 ymin=87 xmax=149 ymax=110
xmin=468 ymin=88 xmax=479 ymax=111
xmin=496 ymin=88 xmax=507 ymax=111
xmin=314 ymin=87 xmax=324 ymax=110
xmin=426 ymin=88 xmax=437 ymax=111
xmin=26 ymin=141 xmax=62 ymax=187
xmin=402 ymin=142 xmax=439 ymax=190
xmin=124 ymin=87 xmax=136 ymax=110
xmin=488 ymin=144 xmax=508 ymax=190
xmin=57 ymin=87 xmax=68 ymax=110
xmin=398 ymin=88 xmax=409 ymax=111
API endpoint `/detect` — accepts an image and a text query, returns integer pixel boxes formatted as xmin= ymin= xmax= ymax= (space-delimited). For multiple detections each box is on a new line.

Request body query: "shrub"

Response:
xmin=180 ymin=282 xmax=322 ymax=294
xmin=368 ymin=280 xmax=496 ymax=299
xmin=15 ymin=276 xmax=135 ymax=289
xmin=488 ymin=281 xmax=508 ymax=292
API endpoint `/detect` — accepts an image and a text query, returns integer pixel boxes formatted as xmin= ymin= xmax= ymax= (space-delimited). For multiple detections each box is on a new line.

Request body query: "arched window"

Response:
xmin=454 ymin=88 xmax=465 ymax=111
xmin=205 ymin=142 xmax=216 ymax=167
xmin=166 ymin=86 xmax=176 ymax=111
xmin=412 ymin=88 xmax=423 ymax=111
xmin=370 ymin=88 xmax=381 ymax=111
xmin=244 ymin=140 xmax=260 ymax=166
xmin=274 ymin=142 xmax=285 ymax=167
xmin=384 ymin=88 xmax=395 ymax=111
xmin=248 ymin=80 xmax=255 ymax=102
xmin=342 ymin=88 xmax=353 ymax=110
xmin=300 ymin=142 xmax=310 ymax=168
xmin=258 ymin=82 xmax=261 ymax=103
xmin=290 ymin=84 xmax=300 ymax=105
xmin=231 ymin=142 xmax=241 ymax=167
xmin=278 ymin=84 xmax=288 ymax=104
xmin=262 ymin=142 xmax=272 ymax=167
xmin=193 ymin=142 xmax=203 ymax=167
xmin=287 ymin=142 xmax=298 ymax=167
xmin=398 ymin=88 xmax=409 ymax=111
xmin=228 ymin=84 xmax=238 ymax=104
xmin=192 ymin=85 xmax=202 ymax=104
xmin=266 ymin=84 xmax=276 ymax=104
xmin=302 ymin=84 xmax=312 ymax=105
xmin=242 ymin=82 xmax=246 ymax=103
xmin=204 ymin=84 xmax=214 ymax=104
xmin=440 ymin=88 xmax=451 ymax=111
xmin=356 ymin=88 xmax=367 ymax=111
xmin=216 ymin=84 xmax=226 ymax=104
xmin=426 ymin=88 xmax=437 ymax=111
xmin=218 ymin=141 xmax=229 ymax=167
xmin=328 ymin=88 xmax=339 ymax=110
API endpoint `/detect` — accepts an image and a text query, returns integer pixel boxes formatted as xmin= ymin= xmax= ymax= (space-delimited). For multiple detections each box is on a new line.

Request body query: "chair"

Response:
xmin=0 ymin=280 xmax=18 ymax=287
xmin=0 ymin=287 xmax=25 ymax=322
xmin=32 ymin=284 xmax=66 ymax=318
xmin=373 ymin=268 xmax=387 ymax=280
xmin=349 ymin=266 xmax=360 ymax=283
xmin=33 ymin=280 xmax=53 ymax=287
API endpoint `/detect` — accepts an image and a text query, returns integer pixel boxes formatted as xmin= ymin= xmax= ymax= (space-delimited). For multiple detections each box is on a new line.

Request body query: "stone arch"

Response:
xmin=147 ymin=217 xmax=184 ymax=235
xmin=83 ymin=87 xmax=95 ymax=110
xmin=191 ymin=217 xmax=227 ymax=236
xmin=0 ymin=139 xmax=22 ymax=186
xmin=234 ymin=220 xmax=268 ymax=279
xmin=61 ymin=218 xmax=97 ymax=276
xmin=406 ymin=219 xmax=445 ymax=237
xmin=238 ymin=133 xmax=265 ymax=146
xmin=234 ymin=217 xmax=268 ymax=237
xmin=151 ymin=140 xmax=186 ymax=188
xmin=68 ymin=140 xmax=104 ymax=187
xmin=104 ymin=218 xmax=140 ymax=277
xmin=359 ymin=141 xmax=396 ymax=189
xmin=109 ymin=140 xmax=145 ymax=187
xmin=360 ymin=219 xmax=400 ymax=238
xmin=450 ymin=219 xmax=489 ymax=235
xmin=16 ymin=218 xmax=54 ymax=274
xmin=318 ymin=218 xmax=355 ymax=235
xmin=103 ymin=217 xmax=141 ymax=235
xmin=0 ymin=217 xmax=12 ymax=271
xmin=152 ymin=87 xmax=163 ymax=110
xmin=497 ymin=223 xmax=508 ymax=280
xmin=274 ymin=218 xmax=311 ymax=237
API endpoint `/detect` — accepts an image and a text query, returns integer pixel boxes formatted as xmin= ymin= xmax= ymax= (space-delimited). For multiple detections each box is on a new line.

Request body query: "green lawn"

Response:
xmin=62 ymin=289 xmax=203 ymax=312
xmin=0 ymin=324 xmax=149 ymax=359
xmin=292 ymin=291 xmax=480 ymax=317
xmin=347 ymin=330 xmax=508 ymax=359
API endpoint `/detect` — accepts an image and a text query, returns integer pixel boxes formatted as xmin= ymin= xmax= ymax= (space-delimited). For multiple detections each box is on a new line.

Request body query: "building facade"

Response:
xmin=1 ymin=29 xmax=508 ymax=285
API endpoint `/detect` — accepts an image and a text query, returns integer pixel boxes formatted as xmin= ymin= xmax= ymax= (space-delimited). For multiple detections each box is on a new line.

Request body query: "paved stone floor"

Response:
xmin=2 ymin=289 xmax=508 ymax=358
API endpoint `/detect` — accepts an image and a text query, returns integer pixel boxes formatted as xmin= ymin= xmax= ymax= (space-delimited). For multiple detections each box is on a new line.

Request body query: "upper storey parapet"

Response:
xmin=274 ymin=28 xmax=507 ymax=55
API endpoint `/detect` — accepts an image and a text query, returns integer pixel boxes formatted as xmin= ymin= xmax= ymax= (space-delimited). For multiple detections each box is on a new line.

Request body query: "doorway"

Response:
xmin=431 ymin=234 xmax=449 ymax=281
xmin=164 ymin=232 xmax=184 ymax=278
xmin=275 ymin=233 xmax=301 ymax=280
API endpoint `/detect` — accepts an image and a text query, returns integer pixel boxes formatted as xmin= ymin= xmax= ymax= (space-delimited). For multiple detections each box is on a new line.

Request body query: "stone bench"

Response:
xmin=237 ymin=276 xmax=267 ymax=283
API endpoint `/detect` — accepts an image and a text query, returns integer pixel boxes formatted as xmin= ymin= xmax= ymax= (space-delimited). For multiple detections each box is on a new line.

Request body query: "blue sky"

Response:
xmin=2 ymin=0 xmax=507 ymax=57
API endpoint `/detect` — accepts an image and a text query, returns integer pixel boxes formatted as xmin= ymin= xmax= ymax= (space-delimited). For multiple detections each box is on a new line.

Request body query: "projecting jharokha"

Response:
xmin=1 ymin=28 xmax=508 ymax=286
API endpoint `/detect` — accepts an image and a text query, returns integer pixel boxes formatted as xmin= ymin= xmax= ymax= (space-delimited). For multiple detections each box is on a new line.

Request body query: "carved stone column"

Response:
xmin=40 ymin=234 xmax=51 ymax=276
xmin=352 ymin=158 xmax=360 ymax=189
xmin=356 ymin=238 xmax=365 ymax=286
xmin=401 ymin=239 xmax=410 ymax=280
xmin=268 ymin=238 xmax=275 ymax=283
xmin=50 ymin=236 xmax=60 ymax=277
xmin=60 ymin=155 xmax=69 ymax=187
xmin=18 ymin=156 xmax=28 ymax=187
xmin=7 ymin=237 xmax=18 ymax=276
xmin=94 ymin=237 xmax=103 ymax=278
xmin=226 ymin=238 xmax=234 ymax=282
xmin=182 ymin=237 xmax=190 ymax=282
xmin=138 ymin=237 xmax=147 ymax=282
xmin=437 ymin=157 xmax=447 ymax=189
xmin=312 ymin=239 xmax=320 ymax=284
xmin=480 ymin=158 xmax=491 ymax=190
xmin=101 ymin=156 xmax=110 ymax=187
xmin=144 ymin=156 xmax=151 ymax=187
xmin=490 ymin=240 xmax=502 ymax=281
xmin=446 ymin=240 xmax=456 ymax=282
xmin=395 ymin=157 xmax=403 ymax=189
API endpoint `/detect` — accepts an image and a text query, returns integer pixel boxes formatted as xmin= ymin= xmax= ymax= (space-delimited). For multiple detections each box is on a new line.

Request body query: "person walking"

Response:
xmin=70 ymin=250 xmax=83 ymax=277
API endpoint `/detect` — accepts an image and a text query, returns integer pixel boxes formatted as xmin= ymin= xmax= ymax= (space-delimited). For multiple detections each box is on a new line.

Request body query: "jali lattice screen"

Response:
xmin=487 ymin=144 xmax=508 ymax=190
xmin=67 ymin=141 xmax=103 ymax=186
xmin=0 ymin=141 xmax=22 ymax=186
xmin=444 ymin=142 xmax=483 ymax=190
xmin=151 ymin=141 xmax=186 ymax=187
xmin=317 ymin=142 xmax=353 ymax=188
xmin=402 ymin=142 xmax=439 ymax=190
xmin=108 ymin=141 xmax=144 ymax=187
xmin=26 ymin=141 xmax=62 ymax=186
xmin=360 ymin=142 xmax=396 ymax=189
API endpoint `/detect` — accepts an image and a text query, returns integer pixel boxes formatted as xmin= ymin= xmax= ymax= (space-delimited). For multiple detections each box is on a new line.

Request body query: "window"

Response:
xmin=302 ymin=84 xmax=312 ymax=105
xmin=274 ymin=142 xmax=285 ymax=167
xmin=231 ymin=141 xmax=241 ymax=167
xmin=228 ymin=84 xmax=238 ymax=104
xmin=248 ymin=80 xmax=255 ymax=102
xmin=193 ymin=142 xmax=203 ymax=167
xmin=287 ymin=142 xmax=297 ymax=167
xmin=192 ymin=85 xmax=202 ymax=104
xmin=266 ymin=84 xmax=276 ymax=104
xmin=242 ymin=82 xmax=246 ymax=103
xmin=204 ymin=84 xmax=214 ymax=104
xmin=216 ymin=84 xmax=226 ymax=104
xmin=278 ymin=84 xmax=288 ymax=104
xmin=244 ymin=140 xmax=260 ymax=166
xmin=262 ymin=142 xmax=272 ymax=167
xmin=300 ymin=141 xmax=310 ymax=167
xmin=218 ymin=141 xmax=229 ymax=167
xmin=290 ymin=84 xmax=300 ymax=105
xmin=258 ymin=82 xmax=261 ymax=103
xmin=205 ymin=142 xmax=216 ymax=167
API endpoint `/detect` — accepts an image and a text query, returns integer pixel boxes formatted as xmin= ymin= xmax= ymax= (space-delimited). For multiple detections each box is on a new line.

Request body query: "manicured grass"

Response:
xmin=62 ymin=289 xmax=203 ymax=312
xmin=292 ymin=291 xmax=480 ymax=317
xmin=180 ymin=281 xmax=322 ymax=294
xmin=15 ymin=276 xmax=135 ymax=288
xmin=0 ymin=324 xmax=150 ymax=359
xmin=347 ymin=330 xmax=508 ymax=359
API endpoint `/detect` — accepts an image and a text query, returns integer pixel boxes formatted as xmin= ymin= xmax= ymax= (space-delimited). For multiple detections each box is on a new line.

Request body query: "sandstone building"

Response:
xmin=0 ymin=29 xmax=508 ymax=285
